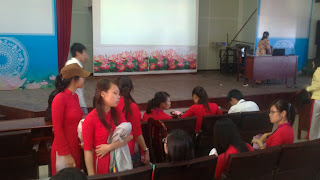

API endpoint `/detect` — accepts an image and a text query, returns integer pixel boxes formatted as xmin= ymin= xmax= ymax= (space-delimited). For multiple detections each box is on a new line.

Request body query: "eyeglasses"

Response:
xmin=269 ymin=110 xmax=280 ymax=115
xmin=162 ymin=138 xmax=167 ymax=144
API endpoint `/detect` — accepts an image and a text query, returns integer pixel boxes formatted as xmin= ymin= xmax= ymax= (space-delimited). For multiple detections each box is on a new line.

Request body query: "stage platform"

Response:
xmin=0 ymin=71 xmax=311 ymax=120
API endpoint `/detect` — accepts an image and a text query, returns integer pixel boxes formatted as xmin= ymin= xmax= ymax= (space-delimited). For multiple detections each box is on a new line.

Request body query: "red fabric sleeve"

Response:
xmin=129 ymin=103 xmax=142 ymax=137
xmin=51 ymin=94 xmax=70 ymax=155
xmin=82 ymin=114 xmax=94 ymax=151
xmin=216 ymin=105 xmax=223 ymax=115
xmin=180 ymin=105 xmax=195 ymax=118
xmin=141 ymin=113 xmax=149 ymax=122
xmin=215 ymin=153 xmax=226 ymax=179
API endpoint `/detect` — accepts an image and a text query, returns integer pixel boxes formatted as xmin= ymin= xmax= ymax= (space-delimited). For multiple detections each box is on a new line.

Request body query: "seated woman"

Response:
xmin=82 ymin=79 xmax=133 ymax=175
xmin=163 ymin=129 xmax=194 ymax=162
xmin=180 ymin=86 xmax=222 ymax=133
xmin=142 ymin=91 xmax=172 ymax=121
xmin=251 ymin=100 xmax=295 ymax=149
xmin=213 ymin=118 xmax=253 ymax=179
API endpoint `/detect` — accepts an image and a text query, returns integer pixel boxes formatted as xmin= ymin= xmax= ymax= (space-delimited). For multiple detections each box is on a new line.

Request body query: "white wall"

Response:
xmin=198 ymin=0 xmax=240 ymax=70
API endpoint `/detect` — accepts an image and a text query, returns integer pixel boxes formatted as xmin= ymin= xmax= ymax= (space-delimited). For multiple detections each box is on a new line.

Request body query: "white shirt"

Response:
xmin=228 ymin=99 xmax=259 ymax=114
xmin=65 ymin=58 xmax=87 ymax=108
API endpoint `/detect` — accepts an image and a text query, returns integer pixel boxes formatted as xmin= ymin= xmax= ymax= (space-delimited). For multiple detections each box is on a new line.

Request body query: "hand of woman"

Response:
xmin=65 ymin=154 xmax=76 ymax=168
xmin=260 ymin=132 xmax=272 ymax=142
xmin=251 ymin=138 xmax=260 ymax=144
xmin=143 ymin=151 xmax=150 ymax=165
xmin=95 ymin=144 xmax=112 ymax=158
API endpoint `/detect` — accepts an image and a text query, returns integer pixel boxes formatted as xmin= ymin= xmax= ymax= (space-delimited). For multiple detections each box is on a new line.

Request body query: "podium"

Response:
xmin=244 ymin=56 xmax=298 ymax=87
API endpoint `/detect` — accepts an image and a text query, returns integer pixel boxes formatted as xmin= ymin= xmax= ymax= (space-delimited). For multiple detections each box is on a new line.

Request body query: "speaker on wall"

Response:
xmin=316 ymin=0 xmax=320 ymax=3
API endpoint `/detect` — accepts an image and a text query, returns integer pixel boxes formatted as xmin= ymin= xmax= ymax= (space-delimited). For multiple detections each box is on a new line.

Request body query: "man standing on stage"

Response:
xmin=65 ymin=43 xmax=89 ymax=114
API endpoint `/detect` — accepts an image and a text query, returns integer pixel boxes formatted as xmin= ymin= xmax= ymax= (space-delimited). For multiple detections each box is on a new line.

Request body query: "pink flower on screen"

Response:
xmin=169 ymin=64 xmax=177 ymax=70
xmin=115 ymin=58 xmax=123 ymax=65
xmin=140 ymin=50 xmax=148 ymax=59
xmin=152 ymin=50 xmax=160 ymax=59
xmin=139 ymin=61 xmax=148 ymax=71
xmin=189 ymin=62 xmax=197 ymax=69
xmin=183 ymin=55 xmax=189 ymax=60
xmin=100 ymin=63 xmax=110 ymax=70
xmin=137 ymin=55 xmax=144 ymax=63
xmin=121 ymin=51 xmax=130 ymax=60
xmin=149 ymin=63 xmax=156 ymax=70
xmin=94 ymin=55 xmax=104 ymax=63
xmin=156 ymin=60 xmax=164 ymax=67
xmin=177 ymin=61 xmax=185 ymax=68
xmin=167 ymin=54 xmax=173 ymax=62
xmin=117 ymin=64 xmax=126 ymax=72
xmin=128 ymin=55 xmax=133 ymax=62
xmin=40 ymin=81 xmax=48 ymax=86
xmin=158 ymin=55 xmax=164 ymax=61
xmin=162 ymin=50 xmax=168 ymax=59
xmin=94 ymin=65 xmax=99 ymax=72
xmin=132 ymin=51 xmax=138 ymax=59
xmin=126 ymin=61 xmax=134 ymax=69
xmin=108 ymin=55 xmax=117 ymax=62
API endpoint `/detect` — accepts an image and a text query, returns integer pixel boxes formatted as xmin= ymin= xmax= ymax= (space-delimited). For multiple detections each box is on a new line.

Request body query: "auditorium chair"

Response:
xmin=275 ymin=139 xmax=320 ymax=180
xmin=147 ymin=118 xmax=167 ymax=163
xmin=0 ymin=130 xmax=39 ymax=179
xmin=147 ymin=117 xmax=197 ymax=163
xmin=153 ymin=155 xmax=217 ymax=180
xmin=196 ymin=113 xmax=241 ymax=157
xmin=88 ymin=165 xmax=152 ymax=180
xmin=239 ymin=111 xmax=272 ymax=143
xmin=222 ymin=146 xmax=282 ymax=180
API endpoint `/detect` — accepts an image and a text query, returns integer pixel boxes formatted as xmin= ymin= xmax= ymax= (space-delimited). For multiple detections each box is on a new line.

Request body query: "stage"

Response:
xmin=0 ymin=71 xmax=311 ymax=120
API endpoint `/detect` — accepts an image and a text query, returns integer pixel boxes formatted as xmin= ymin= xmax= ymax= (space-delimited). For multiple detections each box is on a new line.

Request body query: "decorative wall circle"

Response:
xmin=0 ymin=37 xmax=29 ymax=78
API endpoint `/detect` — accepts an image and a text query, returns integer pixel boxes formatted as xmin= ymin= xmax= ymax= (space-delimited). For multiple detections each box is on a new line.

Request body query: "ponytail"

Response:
xmin=146 ymin=92 xmax=170 ymax=114
xmin=116 ymin=76 xmax=135 ymax=119
xmin=270 ymin=100 xmax=296 ymax=126
xmin=146 ymin=98 xmax=154 ymax=114
xmin=45 ymin=74 xmax=78 ymax=122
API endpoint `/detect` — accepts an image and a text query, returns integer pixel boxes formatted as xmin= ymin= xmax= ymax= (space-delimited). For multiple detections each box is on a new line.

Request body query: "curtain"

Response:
xmin=56 ymin=0 xmax=73 ymax=71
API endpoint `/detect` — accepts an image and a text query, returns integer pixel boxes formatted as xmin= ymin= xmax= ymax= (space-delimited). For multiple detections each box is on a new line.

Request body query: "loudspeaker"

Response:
xmin=315 ymin=20 xmax=320 ymax=45
xmin=316 ymin=0 xmax=320 ymax=3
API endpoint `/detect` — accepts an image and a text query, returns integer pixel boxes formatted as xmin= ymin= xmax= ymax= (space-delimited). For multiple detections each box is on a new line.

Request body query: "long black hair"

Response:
xmin=45 ymin=74 xmax=79 ymax=122
xmin=192 ymin=86 xmax=210 ymax=112
xmin=167 ymin=129 xmax=194 ymax=162
xmin=93 ymin=79 xmax=119 ymax=131
xmin=146 ymin=91 xmax=170 ymax=114
xmin=270 ymin=100 xmax=296 ymax=126
xmin=214 ymin=118 xmax=250 ymax=154
xmin=261 ymin=31 xmax=269 ymax=40
xmin=116 ymin=76 xmax=135 ymax=119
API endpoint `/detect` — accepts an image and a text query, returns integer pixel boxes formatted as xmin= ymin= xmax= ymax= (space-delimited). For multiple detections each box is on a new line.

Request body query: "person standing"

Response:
xmin=256 ymin=31 xmax=271 ymax=56
xmin=306 ymin=60 xmax=320 ymax=140
xmin=65 ymin=43 xmax=89 ymax=114
xmin=51 ymin=64 xmax=90 ymax=175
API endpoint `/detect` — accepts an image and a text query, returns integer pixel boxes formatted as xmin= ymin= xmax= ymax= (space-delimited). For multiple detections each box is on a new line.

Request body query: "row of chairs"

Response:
xmin=87 ymin=139 xmax=320 ymax=180
xmin=0 ymin=130 xmax=39 ymax=180
xmin=141 ymin=111 xmax=272 ymax=162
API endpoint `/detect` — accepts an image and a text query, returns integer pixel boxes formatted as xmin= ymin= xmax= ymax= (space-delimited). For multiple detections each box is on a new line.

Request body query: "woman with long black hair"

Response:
xmin=213 ymin=118 xmax=253 ymax=179
xmin=82 ymin=79 xmax=133 ymax=175
xmin=180 ymin=86 xmax=222 ymax=133
xmin=142 ymin=91 xmax=172 ymax=121
xmin=116 ymin=76 xmax=150 ymax=165
xmin=50 ymin=64 xmax=90 ymax=175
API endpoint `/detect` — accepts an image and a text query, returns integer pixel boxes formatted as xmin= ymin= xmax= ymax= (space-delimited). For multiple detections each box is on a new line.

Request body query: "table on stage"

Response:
xmin=244 ymin=55 xmax=298 ymax=87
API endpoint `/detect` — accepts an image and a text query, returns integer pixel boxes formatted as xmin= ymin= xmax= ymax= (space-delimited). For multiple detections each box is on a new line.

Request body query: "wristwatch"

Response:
xmin=143 ymin=147 xmax=149 ymax=152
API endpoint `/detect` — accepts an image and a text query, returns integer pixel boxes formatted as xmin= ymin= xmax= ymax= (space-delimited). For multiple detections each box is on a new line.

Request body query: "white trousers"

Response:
xmin=309 ymin=100 xmax=320 ymax=140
